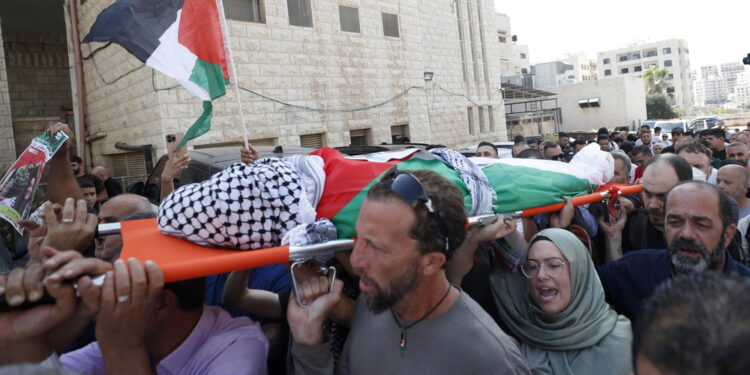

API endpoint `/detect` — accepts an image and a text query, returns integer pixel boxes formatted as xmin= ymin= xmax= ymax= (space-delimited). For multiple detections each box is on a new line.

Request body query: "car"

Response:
xmin=688 ymin=116 xmax=725 ymax=132
xmin=141 ymin=145 xmax=316 ymax=203
xmin=654 ymin=120 xmax=689 ymax=140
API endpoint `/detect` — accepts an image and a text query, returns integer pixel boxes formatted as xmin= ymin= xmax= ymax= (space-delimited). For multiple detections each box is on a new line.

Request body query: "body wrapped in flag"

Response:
xmin=158 ymin=143 xmax=615 ymax=248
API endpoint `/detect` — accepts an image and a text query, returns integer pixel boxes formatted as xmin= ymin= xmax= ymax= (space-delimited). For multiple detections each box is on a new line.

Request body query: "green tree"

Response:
xmin=643 ymin=66 xmax=672 ymax=95
xmin=646 ymin=93 xmax=676 ymax=119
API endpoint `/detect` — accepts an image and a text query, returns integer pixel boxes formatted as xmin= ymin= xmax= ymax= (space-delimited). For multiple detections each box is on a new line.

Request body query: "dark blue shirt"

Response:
xmin=205 ymin=264 xmax=291 ymax=324
xmin=597 ymin=249 xmax=750 ymax=324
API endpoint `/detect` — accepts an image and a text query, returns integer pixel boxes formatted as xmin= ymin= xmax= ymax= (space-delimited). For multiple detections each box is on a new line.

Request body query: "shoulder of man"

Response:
xmin=446 ymin=292 xmax=529 ymax=372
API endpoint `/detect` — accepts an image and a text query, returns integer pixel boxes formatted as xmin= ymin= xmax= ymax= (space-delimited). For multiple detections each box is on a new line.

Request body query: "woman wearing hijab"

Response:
xmin=490 ymin=228 xmax=632 ymax=375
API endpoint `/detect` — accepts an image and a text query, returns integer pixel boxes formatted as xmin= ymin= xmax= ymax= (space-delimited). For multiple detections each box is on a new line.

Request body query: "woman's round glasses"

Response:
xmin=521 ymin=258 xmax=567 ymax=279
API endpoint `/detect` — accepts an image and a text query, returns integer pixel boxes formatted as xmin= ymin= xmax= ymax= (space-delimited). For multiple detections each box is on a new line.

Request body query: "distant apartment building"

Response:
xmin=729 ymin=70 xmax=750 ymax=108
xmin=496 ymin=12 xmax=531 ymax=87
xmin=597 ymin=39 xmax=693 ymax=114
xmin=696 ymin=62 xmax=750 ymax=109
xmin=532 ymin=55 xmax=597 ymax=89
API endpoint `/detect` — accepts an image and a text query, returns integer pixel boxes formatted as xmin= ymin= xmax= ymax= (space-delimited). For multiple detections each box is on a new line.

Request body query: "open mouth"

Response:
xmin=538 ymin=287 xmax=558 ymax=302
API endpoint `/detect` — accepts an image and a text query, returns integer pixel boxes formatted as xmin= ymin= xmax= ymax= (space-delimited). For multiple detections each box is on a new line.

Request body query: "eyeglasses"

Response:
xmin=387 ymin=170 xmax=451 ymax=254
xmin=520 ymin=258 xmax=567 ymax=279
xmin=548 ymin=153 xmax=564 ymax=161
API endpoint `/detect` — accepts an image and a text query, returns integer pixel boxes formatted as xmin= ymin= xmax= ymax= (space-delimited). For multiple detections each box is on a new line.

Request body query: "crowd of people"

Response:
xmin=1 ymin=121 xmax=749 ymax=374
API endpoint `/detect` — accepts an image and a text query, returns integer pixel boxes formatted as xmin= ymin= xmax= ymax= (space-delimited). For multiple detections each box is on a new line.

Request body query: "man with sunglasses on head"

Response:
xmin=287 ymin=168 xmax=529 ymax=375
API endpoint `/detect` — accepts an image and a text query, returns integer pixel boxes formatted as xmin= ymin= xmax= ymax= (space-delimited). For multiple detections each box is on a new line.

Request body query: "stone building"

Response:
xmin=2 ymin=0 xmax=510 ymax=178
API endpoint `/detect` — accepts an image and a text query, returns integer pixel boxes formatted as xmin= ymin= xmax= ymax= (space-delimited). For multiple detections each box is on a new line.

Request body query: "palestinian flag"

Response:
xmin=312 ymin=145 xmax=611 ymax=239
xmin=83 ymin=0 xmax=232 ymax=147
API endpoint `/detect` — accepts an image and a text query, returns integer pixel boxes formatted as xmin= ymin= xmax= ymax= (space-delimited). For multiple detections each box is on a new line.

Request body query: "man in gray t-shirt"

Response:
xmin=287 ymin=168 xmax=530 ymax=374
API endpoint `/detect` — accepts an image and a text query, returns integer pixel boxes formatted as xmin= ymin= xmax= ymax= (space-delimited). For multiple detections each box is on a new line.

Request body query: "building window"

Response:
xmin=664 ymin=60 xmax=673 ymax=67
xmin=391 ymin=124 xmax=410 ymax=143
xmin=603 ymin=58 xmax=610 ymax=64
xmin=667 ymin=73 xmax=674 ymax=79
xmin=223 ymin=0 xmax=265 ymax=23
xmin=631 ymin=53 xmax=641 ymax=59
xmin=666 ymin=87 xmax=675 ymax=94
xmin=287 ymin=0 xmax=313 ymax=28
xmin=467 ymin=107 xmax=475 ymax=135
xmin=338 ymin=5 xmax=360 ymax=33
xmin=618 ymin=55 xmax=628 ymax=62
xmin=663 ymin=47 xmax=672 ymax=54
xmin=520 ymin=53 xmax=526 ymax=59
xmin=498 ymin=33 xmax=506 ymax=43
xmin=621 ymin=68 xmax=629 ymax=74
xmin=634 ymin=66 xmax=642 ymax=72
xmin=604 ymin=69 xmax=611 ymax=76
xmin=521 ymin=68 xmax=528 ymax=74
xmin=349 ymin=129 xmax=371 ymax=145
xmin=300 ymin=133 xmax=325 ymax=148
xmin=382 ymin=12 xmax=400 ymax=38
xmin=644 ymin=50 xmax=657 ymax=57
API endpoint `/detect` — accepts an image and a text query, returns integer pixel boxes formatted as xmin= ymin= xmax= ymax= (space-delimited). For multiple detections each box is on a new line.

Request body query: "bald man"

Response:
xmin=95 ymin=194 xmax=155 ymax=261
xmin=717 ymin=165 xmax=750 ymax=219
xmin=91 ymin=165 xmax=123 ymax=199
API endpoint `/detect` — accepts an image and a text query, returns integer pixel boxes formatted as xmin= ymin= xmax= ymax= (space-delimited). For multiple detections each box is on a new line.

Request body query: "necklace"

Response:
xmin=390 ymin=284 xmax=453 ymax=356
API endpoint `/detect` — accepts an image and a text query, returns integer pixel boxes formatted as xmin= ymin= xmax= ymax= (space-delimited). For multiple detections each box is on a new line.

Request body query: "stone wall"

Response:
xmin=3 ymin=31 xmax=71 ymax=155
xmin=77 ymin=0 xmax=507 ymax=164
xmin=0 ymin=17 xmax=17 ymax=168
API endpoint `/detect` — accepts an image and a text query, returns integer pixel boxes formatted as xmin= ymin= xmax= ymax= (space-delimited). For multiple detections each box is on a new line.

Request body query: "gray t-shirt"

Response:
xmin=291 ymin=291 xmax=530 ymax=375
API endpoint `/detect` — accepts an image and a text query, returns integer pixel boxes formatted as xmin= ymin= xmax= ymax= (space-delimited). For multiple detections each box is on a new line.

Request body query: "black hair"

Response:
xmin=627 ymin=134 xmax=638 ymax=142
xmin=476 ymin=141 xmax=498 ymax=155
xmin=643 ymin=153 xmax=692 ymax=182
xmin=702 ymin=128 xmax=726 ymax=139
xmin=164 ymin=277 xmax=206 ymax=311
xmin=619 ymin=141 xmax=634 ymax=154
xmin=634 ymin=272 xmax=750 ymax=375
xmin=513 ymin=134 xmax=526 ymax=145
xmin=558 ymin=132 xmax=570 ymax=138
xmin=640 ymin=124 xmax=651 ymax=130
xmin=542 ymin=141 xmax=559 ymax=153
xmin=77 ymin=179 xmax=95 ymax=189
xmin=517 ymin=148 xmax=544 ymax=159
xmin=654 ymin=126 xmax=662 ymax=132
xmin=70 ymin=155 xmax=83 ymax=164
xmin=632 ymin=145 xmax=654 ymax=157
xmin=597 ymin=134 xmax=610 ymax=142
xmin=597 ymin=127 xmax=609 ymax=136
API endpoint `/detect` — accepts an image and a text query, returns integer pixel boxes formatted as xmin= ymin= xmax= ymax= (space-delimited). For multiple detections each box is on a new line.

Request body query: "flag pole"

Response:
xmin=216 ymin=1 xmax=249 ymax=148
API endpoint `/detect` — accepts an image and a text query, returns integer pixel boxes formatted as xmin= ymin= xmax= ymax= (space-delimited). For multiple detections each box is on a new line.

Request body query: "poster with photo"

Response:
xmin=0 ymin=131 xmax=68 ymax=233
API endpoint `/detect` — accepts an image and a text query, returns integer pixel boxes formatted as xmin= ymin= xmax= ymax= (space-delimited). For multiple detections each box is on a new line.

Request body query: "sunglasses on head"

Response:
xmin=386 ymin=169 xmax=451 ymax=254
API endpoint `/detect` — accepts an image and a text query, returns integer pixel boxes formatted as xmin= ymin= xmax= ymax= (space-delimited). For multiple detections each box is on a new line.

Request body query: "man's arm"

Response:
xmin=222 ymin=269 xmax=283 ymax=319
xmin=46 ymin=123 xmax=82 ymax=204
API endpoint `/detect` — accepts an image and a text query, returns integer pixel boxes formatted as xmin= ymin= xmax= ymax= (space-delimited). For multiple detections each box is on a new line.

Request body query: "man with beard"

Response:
xmin=596 ymin=181 xmax=750 ymax=324
xmin=287 ymin=169 xmax=529 ymax=374
xmin=600 ymin=154 xmax=693 ymax=256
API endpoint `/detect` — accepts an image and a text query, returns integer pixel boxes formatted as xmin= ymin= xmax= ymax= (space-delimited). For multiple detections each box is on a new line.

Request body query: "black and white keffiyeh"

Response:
xmin=158 ymin=158 xmax=313 ymax=250
xmin=428 ymin=147 xmax=495 ymax=215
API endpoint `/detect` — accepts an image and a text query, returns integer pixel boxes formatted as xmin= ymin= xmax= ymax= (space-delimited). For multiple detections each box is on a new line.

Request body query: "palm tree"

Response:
xmin=643 ymin=66 xmax=672 ymax=95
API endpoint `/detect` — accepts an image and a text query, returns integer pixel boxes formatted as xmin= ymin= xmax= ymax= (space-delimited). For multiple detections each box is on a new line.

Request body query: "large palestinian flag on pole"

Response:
xmin=83 ymin=0 xmax=232 ymax=147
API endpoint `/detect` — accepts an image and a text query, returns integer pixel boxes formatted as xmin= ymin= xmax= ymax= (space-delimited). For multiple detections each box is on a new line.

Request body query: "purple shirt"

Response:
xmin=61 ymin=306 xmax=268 ymax=375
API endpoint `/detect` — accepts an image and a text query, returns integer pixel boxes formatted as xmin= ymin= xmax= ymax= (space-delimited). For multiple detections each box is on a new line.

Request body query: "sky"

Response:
xmin=493 ymin=0 xmax=749 ymax=69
